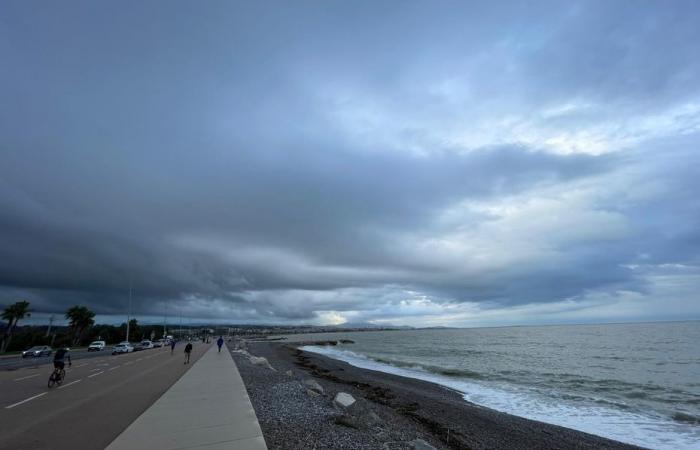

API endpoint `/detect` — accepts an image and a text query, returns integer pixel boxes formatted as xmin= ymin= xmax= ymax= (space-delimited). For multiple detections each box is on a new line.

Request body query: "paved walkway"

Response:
xmin=107 ymin=342 xmax=267 ymax=450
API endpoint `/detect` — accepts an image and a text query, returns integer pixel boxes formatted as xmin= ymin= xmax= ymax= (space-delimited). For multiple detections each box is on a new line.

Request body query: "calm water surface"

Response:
xmin=281 ymin=322 xmax=700 ymax=449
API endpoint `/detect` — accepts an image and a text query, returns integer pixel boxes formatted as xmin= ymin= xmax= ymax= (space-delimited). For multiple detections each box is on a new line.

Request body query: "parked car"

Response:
xmin=88 ymin=340 xmax=106 ymax=352
xmin=21 ymin=346 xmax=52 ymax=358
xmin=153 ymin=339 xmax=165 ymax=348
xmin=112 ymin=342 xmax=134 ymax=354
xmin=139 ymin=340 xmax=154 ymax=350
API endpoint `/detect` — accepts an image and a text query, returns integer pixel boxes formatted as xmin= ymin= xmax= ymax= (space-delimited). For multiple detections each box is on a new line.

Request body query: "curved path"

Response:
xmin=107 ymin=342 xmax=267 ymax=450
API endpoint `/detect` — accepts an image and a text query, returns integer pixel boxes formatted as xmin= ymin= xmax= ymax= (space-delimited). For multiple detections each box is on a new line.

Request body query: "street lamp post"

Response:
xmin=46 ymin=315 xmax=54 ymax=338
xmin=126 ymin=280 xmax=133 ymax=342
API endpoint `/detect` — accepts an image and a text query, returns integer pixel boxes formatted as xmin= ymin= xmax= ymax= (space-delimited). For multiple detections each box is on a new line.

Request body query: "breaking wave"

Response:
xmin=301 ymin=345 xmax=700 ymax=450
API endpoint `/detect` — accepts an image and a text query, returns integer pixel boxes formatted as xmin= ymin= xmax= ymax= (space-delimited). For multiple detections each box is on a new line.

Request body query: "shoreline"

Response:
xmin=232 ymin=340 xmax=644 ymax=450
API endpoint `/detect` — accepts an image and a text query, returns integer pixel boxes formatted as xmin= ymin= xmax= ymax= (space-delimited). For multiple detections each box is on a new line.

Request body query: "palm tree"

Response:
xmin=1 ymin=300 xmax=31 ymax=353
xmin=65 ymin=306 xmax=96 ymax=346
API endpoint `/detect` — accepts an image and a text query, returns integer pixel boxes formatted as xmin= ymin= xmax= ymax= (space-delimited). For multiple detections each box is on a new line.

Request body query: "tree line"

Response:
xmin=0 ymin=300 xmax=164 ymax=353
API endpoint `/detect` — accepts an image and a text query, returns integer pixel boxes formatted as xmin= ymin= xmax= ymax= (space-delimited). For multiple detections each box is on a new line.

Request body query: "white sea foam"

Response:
xmin=301 ymin=345 xmax=700 ymax=450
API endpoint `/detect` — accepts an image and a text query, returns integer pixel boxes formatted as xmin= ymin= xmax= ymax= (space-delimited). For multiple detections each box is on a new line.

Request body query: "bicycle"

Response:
xmin=48 ymin=366 xmax=66 ymax=388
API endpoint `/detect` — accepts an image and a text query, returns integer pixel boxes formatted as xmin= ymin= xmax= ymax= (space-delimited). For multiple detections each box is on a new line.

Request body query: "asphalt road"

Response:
xmin=0 ymin=342 xmax=209 ymax=450
xmin=0 ymin=347 xmax=115 ymax=370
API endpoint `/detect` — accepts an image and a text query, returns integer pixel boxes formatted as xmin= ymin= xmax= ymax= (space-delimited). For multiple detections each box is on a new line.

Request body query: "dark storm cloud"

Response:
xmin=1 ymin=1 xmax=699 ymax=323
xmin=0 ymin=140 xmax=609 ymax=313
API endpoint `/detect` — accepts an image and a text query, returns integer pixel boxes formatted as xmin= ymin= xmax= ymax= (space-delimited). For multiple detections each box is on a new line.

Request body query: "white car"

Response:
xmin=112 ymin=342 xmax=134 ymax=354
xmin=139 ymin=340 xmax=154 ymax=349
xmin=88 ymin=340 xmax=106 ymax=352
xmin=153 ymin=339 xmax=165 ymax=348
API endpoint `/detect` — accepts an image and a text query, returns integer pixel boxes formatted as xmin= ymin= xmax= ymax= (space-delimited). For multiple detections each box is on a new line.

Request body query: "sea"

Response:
xmin=280 ymin=322 xmax=700 ymax=450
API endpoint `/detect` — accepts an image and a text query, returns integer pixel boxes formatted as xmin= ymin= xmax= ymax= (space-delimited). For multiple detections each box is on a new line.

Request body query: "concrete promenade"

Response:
xmin=106 ymin=342 xmax=267 ymax=450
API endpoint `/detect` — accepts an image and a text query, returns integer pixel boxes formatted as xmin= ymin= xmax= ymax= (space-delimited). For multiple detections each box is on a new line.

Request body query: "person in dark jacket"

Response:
xmin=53 ymin=346 xmax=72 ymax=370
xmin=184 ymin=342 xmax=193 ymax=364
xmin=217 ymin=336 xmax=224 ymax=353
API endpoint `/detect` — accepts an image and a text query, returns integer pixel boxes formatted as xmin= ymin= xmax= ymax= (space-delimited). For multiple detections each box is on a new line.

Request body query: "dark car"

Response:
xmin=21 ymin=346 xmax=52 ymax=358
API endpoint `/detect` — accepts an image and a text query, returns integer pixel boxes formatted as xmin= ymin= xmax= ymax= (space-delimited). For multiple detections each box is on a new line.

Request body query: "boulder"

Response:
xmin=249 ymin=356 xmax=275 ymax=371
xmin=411 ymin=438 xmax=438 ymax=450
xmin=303 ymin=379 xmax=324 ymax=394
xmin=333 ymin=392 xmax=356 ymax=408
xmin=306 ymin=388 xmax=320 ymax=397
xmin=367 ymin=411 xmax=383 ymax=426
xmin=333 ymin=414 xmax=362 ymax=429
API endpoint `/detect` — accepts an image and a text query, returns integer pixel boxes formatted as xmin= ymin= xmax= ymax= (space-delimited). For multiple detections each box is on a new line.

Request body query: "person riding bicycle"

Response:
xmin=53 ymin=346 xmax=72 ymax=371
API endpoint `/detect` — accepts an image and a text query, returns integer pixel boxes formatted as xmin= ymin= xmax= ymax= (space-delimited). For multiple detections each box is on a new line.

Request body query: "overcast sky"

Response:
xmin=1 ymin=1 xmax=699 ymax=327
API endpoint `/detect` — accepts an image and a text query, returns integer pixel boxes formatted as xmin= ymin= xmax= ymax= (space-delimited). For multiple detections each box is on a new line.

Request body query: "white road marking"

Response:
xmin=135 ymin=358 xmax=142 ymax=362
xmin=13 ymin=374 xmax=40 ymax=381
xmin=5 ymin=392 xmax=47 ymax=409
xmin=75 ymin=363 xmax=88 ymax=368
xmin=108 ymin=365 xmax=120 ymax=371
xmin=124 ymin=361 xmax=133 ymax=365
xmin=58 ymin=379 xmax=81 ymax=389
xmin=87 ymin=371 xmax=104 ymax=378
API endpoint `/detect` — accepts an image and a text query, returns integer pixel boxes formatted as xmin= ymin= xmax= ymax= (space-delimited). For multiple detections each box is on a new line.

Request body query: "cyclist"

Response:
xmin=53 ymin=346 xmax=72 ymax=372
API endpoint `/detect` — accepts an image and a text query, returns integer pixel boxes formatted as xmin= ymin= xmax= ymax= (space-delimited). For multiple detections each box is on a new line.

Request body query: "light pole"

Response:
xmin=126 ymin=280 xmax=133 ymax=342
xmin=45 ymin=315 xmax=54 ymax=338
xmin=163 ymin=300 xmax=167 ymax=339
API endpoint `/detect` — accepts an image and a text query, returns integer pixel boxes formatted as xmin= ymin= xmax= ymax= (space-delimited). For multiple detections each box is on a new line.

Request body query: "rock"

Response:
xmin=249 ymin=356 xmax=275 ymax=371
xmin=333 ymin=414 xmax=361 ymax=429
xmin=352 ymin=409 xmax=384 ymax=429
xmin=285 ymin=369 xmax=293 ymax=377
xmin=411 ymin=438 xmax=438 ymax=450
xmin=303 ymin=379 xmax=324 ymax=394
xmin=367 ymin=411 xmax=382 ymax=425
xmin=333 ymin=392 xmax=356 ymax=408
xmin=306 ymin=388 xmax=320 ymax=397
xmin=297 ymin=340 xmax=339 ymax=346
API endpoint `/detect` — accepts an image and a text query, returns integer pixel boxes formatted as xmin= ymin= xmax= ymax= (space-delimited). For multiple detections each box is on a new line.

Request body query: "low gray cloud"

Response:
xmin=1 ymin=1 xmax=699 ymax=324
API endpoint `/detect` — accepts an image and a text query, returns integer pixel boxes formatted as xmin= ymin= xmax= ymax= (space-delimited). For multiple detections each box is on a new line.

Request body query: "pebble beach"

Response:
xmin=232 ymin=340 xmax=645 ymax=450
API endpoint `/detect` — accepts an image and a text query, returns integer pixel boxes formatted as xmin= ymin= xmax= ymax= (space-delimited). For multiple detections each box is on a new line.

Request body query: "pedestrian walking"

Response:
xmin=184 ymin=342 xmax=193 ymax=364
xmin=170 ymin=339 xmax=176 ymax=355
xmin=217 ymin=336 xmax=224 ymax=353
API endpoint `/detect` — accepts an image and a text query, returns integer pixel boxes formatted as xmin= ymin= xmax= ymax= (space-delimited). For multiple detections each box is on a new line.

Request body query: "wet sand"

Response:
xmin=232 ymin=340 xmax=644 ymax=450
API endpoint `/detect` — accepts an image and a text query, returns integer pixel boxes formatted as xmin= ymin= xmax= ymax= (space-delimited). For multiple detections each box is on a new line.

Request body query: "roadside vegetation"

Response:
xmin=0 ymin=300 xmax=165 ymax=353
xmin=0 ymin=300 xmax=31 ymax=353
